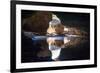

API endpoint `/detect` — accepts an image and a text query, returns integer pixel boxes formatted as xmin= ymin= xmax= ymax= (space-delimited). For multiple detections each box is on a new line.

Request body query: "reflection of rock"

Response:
xmin=47 ymin=37 xmax=64 ymax=60
xmin=47 ymin=37 xmax=64 ymax=48
xmin=64 ymin=37 xmax=87 ymax=48
xmin=23 ymin=11 xmax=52 ymax=35
xmin=37 ymin=50 xmax=51 ymax=58
xmin=47 ymin=36 xmax=87 ymax=49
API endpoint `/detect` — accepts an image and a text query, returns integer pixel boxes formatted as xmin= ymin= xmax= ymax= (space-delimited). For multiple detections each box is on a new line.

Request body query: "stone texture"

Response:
xmin=22 ymin=11 xmax=52 ymax=35
xmin=47 ymin=24 xmax=64 ymax=35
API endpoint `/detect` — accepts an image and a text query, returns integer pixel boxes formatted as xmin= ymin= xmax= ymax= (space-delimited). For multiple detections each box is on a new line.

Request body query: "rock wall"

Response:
xmin=22 ymin=11 xmax=52 ymax=35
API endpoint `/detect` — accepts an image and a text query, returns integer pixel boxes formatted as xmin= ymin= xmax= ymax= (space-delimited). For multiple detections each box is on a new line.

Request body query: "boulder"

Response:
xmin=22 ymin=11 xmax=52 ymax=35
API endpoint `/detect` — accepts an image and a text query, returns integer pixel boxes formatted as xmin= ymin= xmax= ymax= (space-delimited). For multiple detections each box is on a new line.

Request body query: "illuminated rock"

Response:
xmin=47 ymin=14 xmax=64 ymax=35
xmin=64 ymin=27 xmax=88 ymax=36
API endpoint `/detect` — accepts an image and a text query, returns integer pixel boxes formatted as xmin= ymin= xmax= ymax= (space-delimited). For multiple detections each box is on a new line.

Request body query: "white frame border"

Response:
xmin=16 ymin=4 xmax=95 ymax=69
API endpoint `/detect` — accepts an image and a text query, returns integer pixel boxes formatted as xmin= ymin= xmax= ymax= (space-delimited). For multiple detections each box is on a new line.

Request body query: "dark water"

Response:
xmin=21 ymin=33 xmax=90 ymax=63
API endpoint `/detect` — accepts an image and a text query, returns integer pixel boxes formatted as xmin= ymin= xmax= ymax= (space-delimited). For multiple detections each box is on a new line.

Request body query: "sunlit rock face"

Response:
xmin=23 ymin=11 xmax=52 ymax=35
xmin=64 ymin=27 xmax=88 ymax=36
xmin=47 ymin=14 xmax=88 ymax=36
xmin=47 ymin=14 xmax=64 ymax=35
xmin=22 ymin=12 xmax=88 ymax=36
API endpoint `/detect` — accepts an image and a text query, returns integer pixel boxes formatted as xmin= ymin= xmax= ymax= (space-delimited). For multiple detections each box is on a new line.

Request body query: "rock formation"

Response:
xmin=22 ymin=11 xmax=52 ymax=35
xmin=47 ymin=14 xmax=64 ymax=35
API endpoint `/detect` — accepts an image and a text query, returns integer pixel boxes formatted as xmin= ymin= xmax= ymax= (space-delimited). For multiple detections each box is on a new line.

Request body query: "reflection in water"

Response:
xmin=47 ymin=37 xmax=63 ymax=60
xmin=21 ymin=13 xmax=90 ymax=63
xmin=22 ymin=32 xmax=89 ymax=62
xmin=47 ymin=37 xmax=70 ymax=60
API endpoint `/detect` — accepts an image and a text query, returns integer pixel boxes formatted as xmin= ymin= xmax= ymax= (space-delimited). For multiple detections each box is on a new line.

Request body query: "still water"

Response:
xmin=21 ymin=33 xmax=90 ymax=63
